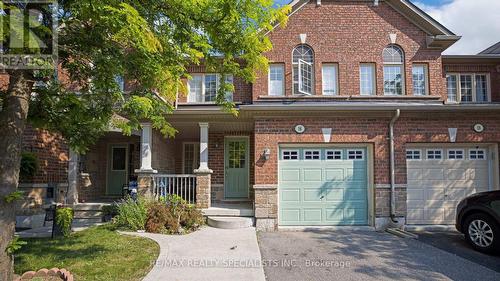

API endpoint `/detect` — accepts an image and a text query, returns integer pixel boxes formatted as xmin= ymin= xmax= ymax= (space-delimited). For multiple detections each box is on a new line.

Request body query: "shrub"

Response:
xmin=55 ymin=207 xmax=74 ymax=237
xmin=20 ymin=152 xmax=38 ymax=179
xmin=114 ymin=198 xmax=147 ymax=231
xmin=145 ymin=202 xmax=169 ymax=233
xmin=180 ymin=205 xmax=204 ymax=231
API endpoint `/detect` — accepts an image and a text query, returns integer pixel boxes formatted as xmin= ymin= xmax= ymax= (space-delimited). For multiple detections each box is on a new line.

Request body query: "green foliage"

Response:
xmin=145 ymin=201 xmax=170 ymax=233
xmin=55 ymin=207 xmax=74 ymax=237
xmin=114 ymin=198 xmax=148 ymax=231
xmin=15 ymin=0 xmax=290 ymax=152
xmin=102 ymin=204 xmax=119 ymax=217
xmin=147 ymin=195 xmax=204 ymax=234
xmin=20 ymin=152 xmax=38 ymax=179
xmin=5 ymin=236 xmax=27 ymax=255
xmin=4 ymin=191 xmax=24 ymax=203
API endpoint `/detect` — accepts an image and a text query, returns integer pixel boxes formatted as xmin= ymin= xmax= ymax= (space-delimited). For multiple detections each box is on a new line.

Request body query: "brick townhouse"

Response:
xmin=15 ymin=0 xmax=500 ymax=231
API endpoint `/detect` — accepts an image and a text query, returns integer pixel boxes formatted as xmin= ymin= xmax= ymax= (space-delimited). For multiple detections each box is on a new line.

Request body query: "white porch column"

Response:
xmin=67 ymin=149 xmax=79 ymax=204
xmin=195 ymin=122 xmax=212 ymax=173
xmin=136 ymin=123 xmax=157 ymax=173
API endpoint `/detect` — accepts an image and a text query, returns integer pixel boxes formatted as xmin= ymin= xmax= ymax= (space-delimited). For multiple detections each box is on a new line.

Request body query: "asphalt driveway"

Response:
xmin=258 ymin=229 xmax=500 ymax=281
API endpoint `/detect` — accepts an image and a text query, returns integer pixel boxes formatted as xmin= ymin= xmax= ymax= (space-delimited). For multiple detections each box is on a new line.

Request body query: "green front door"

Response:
xmin=279 ymin=147 xmax=368 ymax=226
xmin=224 ymin=138 xmax=249 ymax=198
xmin=107 ymin=145 xmax=128 ymax=196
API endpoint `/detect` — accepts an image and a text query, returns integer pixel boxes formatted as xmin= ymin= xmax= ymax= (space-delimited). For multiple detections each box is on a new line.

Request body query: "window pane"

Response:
xmin=360 ymin=64 xmax=375 ymax=96
xmin=204 ymin=74 xmax=218 ymax=102
xmin=188 ymin=75 xmax=203 ymax=102
xmin=383 ymin=46 xmax=404 ymax=64
xmin=460 ymin=75 xmax=473 ymax=102
xmin=299 ymin=59 xmax=313 ymax=95
xmin=384 ymin=66 xmax=403 ymax=95
xmin=412 ymin=65 xmax=427 ymax=96
xmin=446 ymin=75 xmax=457 ymax=102
xmin=112 ymin=147 xmax=126 ymax=170
xmin=475 ymin=74 xmax=488 ymax=102
xmin=269 ymin=65 xmax=284 ymax=96
xmin=322 ymin=65 xmax=337 ymax=95
xmin=225 ymin=75 xmax=234 ymax=101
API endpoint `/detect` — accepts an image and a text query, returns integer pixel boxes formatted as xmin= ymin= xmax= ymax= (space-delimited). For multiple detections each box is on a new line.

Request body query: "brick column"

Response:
xmin=254 ymin=184 xmax=278 ymax=231
xmin=194 ymin=171 xmax=212 ymax=209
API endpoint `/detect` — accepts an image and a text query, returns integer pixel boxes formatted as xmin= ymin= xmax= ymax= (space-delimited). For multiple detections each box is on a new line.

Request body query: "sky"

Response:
xmin=274 ymin=0 xmax=500 ymax=55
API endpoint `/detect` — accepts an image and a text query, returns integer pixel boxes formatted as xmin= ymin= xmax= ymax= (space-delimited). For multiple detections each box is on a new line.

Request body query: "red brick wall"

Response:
xmin=21 ymin=125 xmax=69 ymax=184
xmin=443 ymin=62 xmax=500 ymax=102
xmin=177 ymin=65 xmax=253 ymax=104
xmin=253 ymin=1 xmax=445 ymax=100
xmin=254 ymin=112 xmax=500 ymax=186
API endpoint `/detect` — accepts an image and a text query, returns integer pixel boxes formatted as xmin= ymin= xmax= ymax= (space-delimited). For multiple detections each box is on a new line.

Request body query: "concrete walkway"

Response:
xmin=125 ymin=226 xmax=265 ymax=281
xmin=16 ymin=221 xmax=105 ymax=238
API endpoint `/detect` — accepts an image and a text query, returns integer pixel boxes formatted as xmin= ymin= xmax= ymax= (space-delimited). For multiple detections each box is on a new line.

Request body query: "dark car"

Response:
xmin=456 ymin=190 xmax=500 ymax=254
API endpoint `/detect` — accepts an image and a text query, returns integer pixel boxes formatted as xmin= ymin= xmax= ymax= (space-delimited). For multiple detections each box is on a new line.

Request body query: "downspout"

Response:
xmin=389 ymin=109 xmax=401 ymax=223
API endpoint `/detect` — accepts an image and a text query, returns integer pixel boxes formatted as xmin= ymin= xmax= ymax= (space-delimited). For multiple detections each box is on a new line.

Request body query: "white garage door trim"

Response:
xmin=406 ymin=143 xmax=499 ymax=225
xmin=277 ymin=143 xmax=375 ymax=227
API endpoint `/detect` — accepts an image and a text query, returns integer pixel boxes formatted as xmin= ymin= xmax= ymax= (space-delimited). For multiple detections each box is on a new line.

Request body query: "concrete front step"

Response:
xmin=73 ymin=210 xmax=103 ymax=219
xmin=71 ymin=203 xmax=110 ymax=211
xmin=207 ymin=216 xmax=254 ymax=229
xmin=73 ymin=218 xmax=102 ymax=224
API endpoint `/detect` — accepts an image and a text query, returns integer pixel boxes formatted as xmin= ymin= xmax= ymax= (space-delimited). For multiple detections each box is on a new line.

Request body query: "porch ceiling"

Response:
xmin=169 ymin=121 xmax=253 ymax=139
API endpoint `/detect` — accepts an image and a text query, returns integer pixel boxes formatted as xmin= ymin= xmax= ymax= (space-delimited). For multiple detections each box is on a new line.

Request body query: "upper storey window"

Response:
xmin=446 ymin=73 xmax=490 ymax=103
xmin=383 ymin=45 xmax=405 ymax=95
xmin=188 ymin=74 xmax=233 ymax=103
xmin=293 ymin=45 xmax=314 ymax=95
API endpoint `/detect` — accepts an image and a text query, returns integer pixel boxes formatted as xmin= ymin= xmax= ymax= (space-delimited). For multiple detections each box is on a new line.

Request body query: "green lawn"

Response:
xmin=15 ymin=225 xmax=159 ymax=281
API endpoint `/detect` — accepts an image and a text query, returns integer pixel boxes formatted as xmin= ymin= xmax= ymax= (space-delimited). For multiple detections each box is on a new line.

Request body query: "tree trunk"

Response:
xmin=0 ymin=70 xmax=33 ymax=281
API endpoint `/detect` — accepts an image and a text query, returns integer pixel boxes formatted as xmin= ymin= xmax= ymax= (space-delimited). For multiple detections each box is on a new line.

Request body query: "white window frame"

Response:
xmin=182 ymin=142 xmax=200 ymax=174
xmin=469 ymin=149 xmax=487 ymax=160
xmin=447 ymin=149 xmax=464 ymax=160
xmin=412 ymin=64 xmax=429 ymax=96
xmin=426 ymin=149 xmax=443 ymax=160
xmin=268 ymin=64 xmax=285 ymax=96
xmin=322 ymin=64 xmax=339 ymax=96
xmin=360 ymin=63 xmax=376 ymax=96
xmin=347 ymin=149 xmax=364 ymax=160
xmin=298 ymin=59 xmax=313 ymax=95
xmin=282 ymin=150 xmax=299 ymax=161
xmin=383 ymin=45 xmax=405 ymax=96
xmin=303 ymin=149 xmax=321 ymax=160
xmin=406 ymin=149 xmax=422 ymax=160
xmin=446 ymin=73 xmax=491 ymax=103
xmin=326 ymin=149 xmax=343 ymax=160
xmin=187 ymin=73 xmax=234 ymax=103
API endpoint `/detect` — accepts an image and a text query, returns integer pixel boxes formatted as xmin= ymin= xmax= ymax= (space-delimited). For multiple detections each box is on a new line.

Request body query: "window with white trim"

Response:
xmin=282 ymin=150 xmax=299 ymax=160
xmin=269 ymin=64 xmax=284 ymax=96
xmin=412 ymin=64 xmax=428 ymax=96
xmin=427 ymin=149 xmax=442 ymax=160
xmin=347 ymin=150 xmax=364 ymax=160
xmin=293 ymin=45 xmax=314 ymax=95
xmin=188 ymin=74 xmax=233 ymax=103
xmin=322 ymin=64 xmax=338 ymax=95
xmin=406 ymin=149 xmax=421 ymax=160
xmin=183 ymin=143 xmax=200 ymax=174
xmin=326 ymin=150 xmax=342 ymax=160
xmin=304 ymin=150 xmax=320 ymax=160
xmin=446 ymin=73 xmax=490 ymax=103
xmin=383 ymin=45 xmax=404 ymax=95
xmin=360 ymin=63 xmax=376 ymax=96
xmin=448 ymin=149 xmax=464 ymax=160
xmin=115 ymin=75 xmax=125 ymax=92
xmin=469 ymin=149 xmax=486 ymax=160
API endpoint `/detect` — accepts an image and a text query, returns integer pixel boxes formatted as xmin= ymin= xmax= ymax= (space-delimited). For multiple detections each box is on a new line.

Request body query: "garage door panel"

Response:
xmin=325 ymin=169 xmax=344 ymax=181
xmin=303 ymin=169 xmax=322 ymax=181
xmin=303 ymin=189 xmax=322 ymax=202
xmin=281 ymin=169 xmax=301 ymax=182
xmin=303 ymin=209 xmax=322 ymax=222
xmin=407 ymin=145 xmax=491 ymax=225
xmin=280 ymin=189 xmax=300 ymax=202
xmin=279 ymin=147 xmax=368 ymax=226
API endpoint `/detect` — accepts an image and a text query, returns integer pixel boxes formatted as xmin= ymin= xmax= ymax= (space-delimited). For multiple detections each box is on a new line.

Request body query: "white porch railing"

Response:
xmin=152 ymin=174 xmax=197 ymax=204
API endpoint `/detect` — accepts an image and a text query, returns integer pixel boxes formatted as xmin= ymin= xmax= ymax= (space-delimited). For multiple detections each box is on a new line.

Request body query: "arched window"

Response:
xmin=383 ymin=45 xmax=404 ymax=95
xmin=292 ymin=45 xmax=314 ymax=95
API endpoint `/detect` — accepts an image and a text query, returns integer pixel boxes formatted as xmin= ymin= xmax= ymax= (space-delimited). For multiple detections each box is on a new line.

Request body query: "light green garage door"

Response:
xmin=279 ymin=147 xmax=368 ymax=226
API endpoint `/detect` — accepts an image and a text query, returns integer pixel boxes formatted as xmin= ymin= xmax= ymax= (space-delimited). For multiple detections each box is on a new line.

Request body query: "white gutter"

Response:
xmin=389 ymin=109 xmax=401 ymax=222
xmin=240 ymin=103 xmax=500 ymax=111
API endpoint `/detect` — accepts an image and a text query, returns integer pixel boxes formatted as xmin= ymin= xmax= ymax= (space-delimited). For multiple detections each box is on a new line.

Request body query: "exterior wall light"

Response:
xmin=264 ymin=148 xmax=271 ymax=160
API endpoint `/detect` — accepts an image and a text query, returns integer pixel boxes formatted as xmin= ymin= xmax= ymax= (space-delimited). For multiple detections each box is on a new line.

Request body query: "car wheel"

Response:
xmin=464 ymin=213 xmax=500 ymax=254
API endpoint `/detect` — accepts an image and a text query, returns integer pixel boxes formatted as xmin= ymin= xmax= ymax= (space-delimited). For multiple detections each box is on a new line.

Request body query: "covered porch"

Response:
xmin=137 ymin=114 xmax=255 ymax=214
